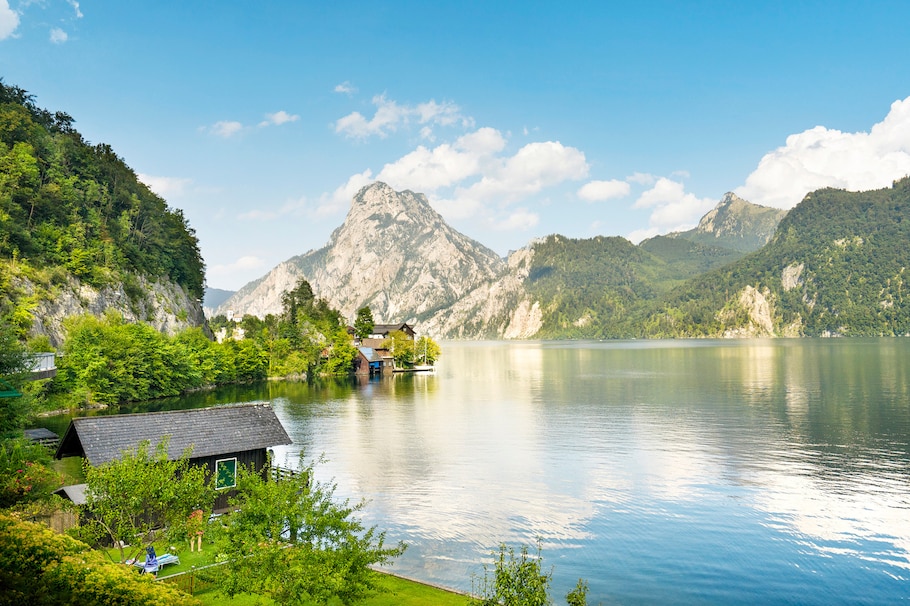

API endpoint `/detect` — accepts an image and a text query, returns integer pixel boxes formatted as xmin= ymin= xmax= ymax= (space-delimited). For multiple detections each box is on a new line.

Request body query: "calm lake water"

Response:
xmin=44 ymin=339 xmax=910 ymax=603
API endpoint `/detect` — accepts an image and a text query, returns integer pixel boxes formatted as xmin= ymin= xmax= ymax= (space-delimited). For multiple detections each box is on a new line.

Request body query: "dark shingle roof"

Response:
xmin=24 ymin=428 xmax=59 ymax=441
xmin=371 ymin=323 xmax=414 ymax=336
xmin=55 ymin=403 xmax=292 ymax=465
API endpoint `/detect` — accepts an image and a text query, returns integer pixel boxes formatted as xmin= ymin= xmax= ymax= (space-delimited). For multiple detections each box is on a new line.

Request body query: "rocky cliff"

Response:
xmin=420 ymin=245 xmax=543 ymax=339
xmin=217 ymin=182 xmax=508 ymax=328
xmin=22 ymin=273 xmax=207 ymax=348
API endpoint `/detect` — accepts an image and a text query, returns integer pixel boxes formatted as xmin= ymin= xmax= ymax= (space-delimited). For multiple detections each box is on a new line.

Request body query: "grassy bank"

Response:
xmin=192 ymin=571 xmax=467 ymax=605
xmin=106 ymin=543 xmax=467 ymax=605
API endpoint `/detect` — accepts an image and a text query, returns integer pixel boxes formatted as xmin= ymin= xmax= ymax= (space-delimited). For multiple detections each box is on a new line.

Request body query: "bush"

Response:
xmin=0 ymin=512 xmax=200 ymax=606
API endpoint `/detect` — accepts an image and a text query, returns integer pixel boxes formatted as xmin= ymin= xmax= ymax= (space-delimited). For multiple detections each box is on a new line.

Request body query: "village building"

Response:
xmin=359 ymin=322 xmax=416 ymax=350
xmin=55 ymin=403 xmax=292 ymax=511
xmin=353 ymin=346 xmax=396 ymax=375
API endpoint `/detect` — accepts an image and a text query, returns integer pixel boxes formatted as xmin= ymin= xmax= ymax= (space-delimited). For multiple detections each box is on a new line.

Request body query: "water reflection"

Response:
xmin=40 ymin=339 xmax=910 ymax=603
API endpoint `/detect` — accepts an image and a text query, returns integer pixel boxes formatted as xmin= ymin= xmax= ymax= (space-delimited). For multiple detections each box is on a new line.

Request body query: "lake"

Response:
xmin=44 ymin=339 xmax=910 ymax=603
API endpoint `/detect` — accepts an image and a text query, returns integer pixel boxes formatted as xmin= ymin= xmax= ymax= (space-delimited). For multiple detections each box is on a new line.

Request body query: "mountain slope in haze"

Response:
xmin=218 ymin=182 xmax=506 ymax=323
xmin=632 ymin=177 xmax=910 ymax=337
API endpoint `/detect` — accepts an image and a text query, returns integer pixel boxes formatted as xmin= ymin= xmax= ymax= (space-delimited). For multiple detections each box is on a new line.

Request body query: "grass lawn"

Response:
xmin=362 ymin=572 xmax=468 ymax=606
xmin=104 ymin=541 xmax=469 ymax=605
xmin=51 ymin=455 xmax=85 ymax=484
xmin=191 ymin=571 xmax=468 ymax=606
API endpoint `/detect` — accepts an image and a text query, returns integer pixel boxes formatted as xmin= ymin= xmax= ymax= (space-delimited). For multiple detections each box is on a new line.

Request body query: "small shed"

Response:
xmin=355 ymin=347 xmax=383 ymax=375
xmin=54 ymin=483 xmax=88 ymax=506
xmin=55 ymin=403 xmax=293 ymax=511
xmin=24 ymin=428 xmax=60 ymax=449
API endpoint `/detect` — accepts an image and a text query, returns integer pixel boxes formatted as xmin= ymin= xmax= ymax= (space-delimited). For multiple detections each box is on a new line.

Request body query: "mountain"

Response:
xmin=218 ymin=182 xmax=507 ymax=324
xmin=203 ymin=287 xmax=236 ymax=316
xmin=217 ymin=188 xmax=789 ymax=339
xmin=0 ymin=81 xmax=207 ymax=347
xmin=664 ymin=192 xmax=787 ymax=252
xmin=631 ymin=177 xmax=910 ymax=337
xmin=433 ymin=193 xmax=782 ymax=339
xmin=220 ymin=179 xmax=908 ymax=340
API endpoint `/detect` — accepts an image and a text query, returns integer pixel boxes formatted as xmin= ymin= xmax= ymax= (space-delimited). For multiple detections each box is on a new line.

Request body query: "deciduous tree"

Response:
xmin=79 ymin=438 xmax=213 ymax=564
xmin=219 ymin=453 xmax=405 ymax=605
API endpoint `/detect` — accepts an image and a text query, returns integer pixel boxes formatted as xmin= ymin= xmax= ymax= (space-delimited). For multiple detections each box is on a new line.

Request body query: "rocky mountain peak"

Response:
xmin=217 ymin=182 xmax=507 ymax=325
xmin=669 ymin=192 xmax=787 ymax=252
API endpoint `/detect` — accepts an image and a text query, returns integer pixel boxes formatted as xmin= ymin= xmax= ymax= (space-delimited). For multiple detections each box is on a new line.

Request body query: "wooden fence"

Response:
xmin=158 ymin=560 xmax=228 ymax=596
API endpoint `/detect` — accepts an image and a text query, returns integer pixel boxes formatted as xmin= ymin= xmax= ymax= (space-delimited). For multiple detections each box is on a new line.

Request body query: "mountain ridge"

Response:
xmin=217 ymin=182 xmax=786 ymax=338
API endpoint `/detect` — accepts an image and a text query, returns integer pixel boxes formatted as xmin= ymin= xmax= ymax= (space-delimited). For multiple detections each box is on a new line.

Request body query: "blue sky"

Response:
xmin=3 ymin=1 xmax=910 ymax=290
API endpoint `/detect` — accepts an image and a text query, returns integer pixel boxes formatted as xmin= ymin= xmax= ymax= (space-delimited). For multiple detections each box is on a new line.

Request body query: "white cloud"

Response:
xmin=259 ymin=110 xmax=299 ymax=127
xmin=137 ymin=174 xmax=192 ymax=197
xmin=461 ymin=140 xmax=589 ymax=202
xmin=376 ymin=127 xmax=506 ymax=193
xmin=0 ymin=0 xmax=19 ymax=40
xmin=493 ymin=208 xmax=539 ymax=231
xmin=334 ymin=81 xmax=357 ymax=95
xmin=323 ymin=131 xmax=586 ymax=241
xmin=633 ymin=177 xmax=715 ymax=235
xmin=316 ymin=170 xmax=375 ymax=217
xmin=208 ymin=120 xmax=244 ymax=138
xmin=208 ymin=255 xmax=267 ymax=280
xmin=68 ymin=0 xmax=83 ymax=18
xmin=626 ymin=172 xmax=657 ymax=186
xmin=737 ymin=95 xmax=910 ymax=208
xmin=577 ymin=179 xmax=631 ymax=202
xmin=415 ymin=99 xmax=470 ymax=128
xmin=49 ymin=27 xmax=67 ymax=43
xmin=334 ymin=94 xmax=471 ymax=140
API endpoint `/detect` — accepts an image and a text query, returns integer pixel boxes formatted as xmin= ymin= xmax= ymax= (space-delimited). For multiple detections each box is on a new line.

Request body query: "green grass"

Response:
xmin=362 ymin=572 xmax=467 ymax=605
xmin=51 ymin=455 xmax=85 ymax=484
xmin=191 ymin=571 xmax=467 ymax=606
xmin=101 ymin=539 xmax=468 ymax=605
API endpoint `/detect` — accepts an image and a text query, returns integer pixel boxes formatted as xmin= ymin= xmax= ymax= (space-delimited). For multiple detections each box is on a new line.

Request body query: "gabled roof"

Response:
xmin=371 ymin=323 xmax=415 ymax=336
xmin=55 ymin=403 xmax=292 ymax=466
xmin=54 ymin=483 xmax=88 ymax=505
xmin=357 ymin=347 xmax=382 ymax=362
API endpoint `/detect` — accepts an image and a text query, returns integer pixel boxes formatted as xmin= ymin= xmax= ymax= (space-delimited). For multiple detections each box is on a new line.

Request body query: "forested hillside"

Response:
xmin=628 ymin=178 xmax=910 ymax=337
xmin=0 ymin=81 xmax=204 ymax=339
xmin=522 ymin=233 xmax=752 ymax=338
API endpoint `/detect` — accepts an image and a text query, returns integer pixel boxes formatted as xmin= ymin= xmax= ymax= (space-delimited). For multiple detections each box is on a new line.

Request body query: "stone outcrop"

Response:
xmin=23 ymin=274 xmax=207 ymax=348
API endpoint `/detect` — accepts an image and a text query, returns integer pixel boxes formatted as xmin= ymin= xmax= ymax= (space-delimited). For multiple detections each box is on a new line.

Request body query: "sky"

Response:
xmin=2 ymin=1 xmax=910 ymax=291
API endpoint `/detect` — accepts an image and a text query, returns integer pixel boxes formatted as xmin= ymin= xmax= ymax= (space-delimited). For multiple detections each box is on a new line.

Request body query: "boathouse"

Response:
xmin=55 ymin=403 xmax=292 ymax=511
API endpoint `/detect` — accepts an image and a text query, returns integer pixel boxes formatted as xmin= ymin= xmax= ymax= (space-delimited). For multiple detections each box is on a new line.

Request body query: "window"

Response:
xmin=215 ymin=457 xmax=237 ymax=490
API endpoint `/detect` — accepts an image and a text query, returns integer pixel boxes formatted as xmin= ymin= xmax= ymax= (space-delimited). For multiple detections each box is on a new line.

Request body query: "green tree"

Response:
xmin=354 ymin=306 xmax=374 ymax=339
xmin=0 ymin=438 xmax=62 ymax=512
xmin=383 ymin=330 xmax=415 ymax=367
xmin=566 ymin=578 xmax=589 ymax=606
xmin=323 ymin=327 xmax=358 ymax=375
xmin=415 ymin=335 xmax=441 ymax=365
xmin=472 ymin=542 xmax=553 ymax=606
xmin=78 ymin=438 xmax=213 ymax=564
xmin=219 ymin=453 xmax=406 ymax=605
xmin=0 ymin=318 xmax=30 ymax=435
xmin=0 ymin=512 xmax=199 ymax=606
